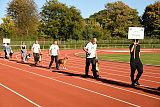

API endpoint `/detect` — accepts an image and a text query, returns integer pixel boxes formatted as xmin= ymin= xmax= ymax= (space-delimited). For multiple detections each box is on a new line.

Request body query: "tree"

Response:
xmin=39 ymin=0 xmax=83 ymax=40
xmin=7 ymin=0 xmax=39 ymax=37
xmin=83 ymin=18 xmax=102 ymax=40
xmin=0 ymin=17 xmax=16 ymax=38
xmin=141 ymin=1 xmax=160 ymax=38
xmin=90 ymin=1 xmax=141 ymax=38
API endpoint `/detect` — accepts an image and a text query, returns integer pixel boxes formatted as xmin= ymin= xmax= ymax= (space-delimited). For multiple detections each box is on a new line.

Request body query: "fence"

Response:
xmin=0 ymin=44 xmax=160 ymax=52
xmin=1 ymin=39 xmax=160 ymax=45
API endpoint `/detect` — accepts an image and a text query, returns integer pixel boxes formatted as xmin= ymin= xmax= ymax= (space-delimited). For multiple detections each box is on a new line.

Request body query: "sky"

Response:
xmin=0 ymin=0 xmax=159 ymax=24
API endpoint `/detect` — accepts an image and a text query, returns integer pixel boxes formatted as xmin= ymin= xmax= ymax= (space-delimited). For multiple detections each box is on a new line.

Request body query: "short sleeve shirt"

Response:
xmin=129 ymin=44 xmax=140 ymax=61
xmin=85 ymin=42 xmax=97 ymax=58
xmin=32 ymin=43 xmax=40 ymax=53
xmin=2 ymin=44 xmax=6 ymax=50
xmin=49 ymin=44 xmax=59 ymax=56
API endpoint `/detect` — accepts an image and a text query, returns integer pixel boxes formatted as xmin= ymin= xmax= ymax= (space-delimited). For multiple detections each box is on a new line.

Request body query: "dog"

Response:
xmin=58 ymin=57 xmax=68 ymax=69
xmin=26 ymin=53 xmax=32 ymax=61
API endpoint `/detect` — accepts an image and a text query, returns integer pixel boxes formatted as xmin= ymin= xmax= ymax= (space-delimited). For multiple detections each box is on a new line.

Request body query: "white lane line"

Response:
xmin=74 ymin=51 xmax=160 ymax=71
xmin=0 ymin=62 xmax=140 ymax=107
xmin=40 ymin=58 xmax=160 ymax=84
xmin=73 ymin=77 xmax=160 ymax=100
xmin=1 ymin=58 xmax=160 ymax=100
xmin=0 ymin=83 xmax=41 ymax=107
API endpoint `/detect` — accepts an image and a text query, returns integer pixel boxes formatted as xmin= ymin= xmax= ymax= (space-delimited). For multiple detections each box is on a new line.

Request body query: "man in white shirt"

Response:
xmin=83 ymin=38 xmax=98 ymax=78
xmin=48 ymin=41 xmax=60 ymax=70
xmin=31 ymin=40 xmax=41 ymax=65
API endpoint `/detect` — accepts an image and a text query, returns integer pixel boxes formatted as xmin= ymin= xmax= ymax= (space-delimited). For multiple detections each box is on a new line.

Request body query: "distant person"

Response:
xmin=2 ymin=43 xmax=7 ymax=58
xmin=31 ymin=40 xmax=41 ymax=65
xmin=48 ymin=41 xmax=60 ymax=70
xmin=129 ymin=39 xmax=143 ymax=87
xmin=6 ymin=43 xmax=12 ymax=59
xmin=21 ymin=42 xmax=27 ymax=62
xmin=83 ymin=38 xmax=98 ymax=78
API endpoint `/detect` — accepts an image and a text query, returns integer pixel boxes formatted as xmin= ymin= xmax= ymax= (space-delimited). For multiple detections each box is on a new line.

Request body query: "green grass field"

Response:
xmin=78 ymin=53 xmax=160 ymax=66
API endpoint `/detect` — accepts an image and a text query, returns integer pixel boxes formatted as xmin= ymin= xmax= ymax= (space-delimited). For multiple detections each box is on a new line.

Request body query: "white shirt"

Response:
xmin=49 ymin=44 xmax=59 ymax=56
xmin=85 ymin=42 xmax=97 ymax=58
xmin=32 ymin=43 xmax=40 ymax=53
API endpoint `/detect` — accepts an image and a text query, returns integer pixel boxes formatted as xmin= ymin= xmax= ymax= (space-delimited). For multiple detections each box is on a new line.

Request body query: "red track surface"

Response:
xmin=0 ymin=49 xmax=160 ymax=107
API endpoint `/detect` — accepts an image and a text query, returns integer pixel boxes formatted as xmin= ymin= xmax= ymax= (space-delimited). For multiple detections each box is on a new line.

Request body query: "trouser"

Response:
xmin=4 ymin=50 xmax=7 ymax=58
xmin=49 ymin=55 xmax=59 ymax=68
xmin=6 ymin=50 xmax=10 ymax=59
xmin=130 ymin=60 xmax=143 ymax=83
xmin=85 ymin=57 xmax=97 ymax=77
xmin=33 ymin=53 xmax=39 ymax=64
xmin=21 ymin=50 xmax=26 ymax=61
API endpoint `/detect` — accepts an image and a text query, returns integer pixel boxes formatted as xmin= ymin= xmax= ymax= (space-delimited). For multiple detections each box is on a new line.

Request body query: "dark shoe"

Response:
xmin=84 ymin=75 xmax=89 ymax=78
xmin=93 ymin=75 xmax=99 ymax=79
xmin=135 ymin=81 xmax=140 ymax=86
xmin=131 ymin=82 xmax=135 ymax=88
xmin=56 ymin=67 xmax=60 ymax=70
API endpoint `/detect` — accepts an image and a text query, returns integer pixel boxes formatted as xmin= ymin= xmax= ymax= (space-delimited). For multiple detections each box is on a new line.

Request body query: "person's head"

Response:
xmin=134 ymin=39 xmax=139 ymax=45
xmin=7 ymin=43 xmax=9 ymax=45
xmin=92 ymin=38 xmax=97 ymax=44
xmin=35 ymin=40 xmax=38 ymax=44
xmin=53 ymin=41 xmax=57 ymax=45
xmin=22 ymin=42 xmax=25 ymax=45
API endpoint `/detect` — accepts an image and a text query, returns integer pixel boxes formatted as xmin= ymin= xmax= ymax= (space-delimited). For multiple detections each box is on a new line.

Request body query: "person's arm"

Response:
xmin=25 ymin=45 xmax=27 ymax=53
xmin=21 ymin=45 xmax=22 ymax=51
xmin=31 ymin=45 xmax=33 ymax=53
xmin=58 ymin=50 xmax=60 ymax=57
xmin=39 ymin=48 xmax=41 ymax=54
xmin=130 ymin=42 xmax=136 ymax=52
xmin=83 ymin=47 xmax=91 ymax=55
xmin=39 ymin=45 xmax=41 ymax=54
xmin=95 ymin=50 xmax=98 ymax=59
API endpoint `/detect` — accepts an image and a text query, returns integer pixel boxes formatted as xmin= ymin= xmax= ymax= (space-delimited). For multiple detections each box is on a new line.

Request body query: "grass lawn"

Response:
xmin=78 ymin=53 xmax=160 ymax=66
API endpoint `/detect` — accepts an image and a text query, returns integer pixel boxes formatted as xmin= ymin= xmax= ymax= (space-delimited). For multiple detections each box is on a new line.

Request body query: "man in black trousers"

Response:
xmin=129 ymin=39 xmax=143 ymax=87
xmin=48 ymin=41 xmax=60 ymax=70
xmin=83 ymin=38 xmax=98 ymax=78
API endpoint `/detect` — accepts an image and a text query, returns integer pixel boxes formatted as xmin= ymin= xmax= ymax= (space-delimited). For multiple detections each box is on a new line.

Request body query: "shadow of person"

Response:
xmin=52 ymin=70 xmax=160 ymax=96
xmin=2 ymin=58 xmax=160 ymax=96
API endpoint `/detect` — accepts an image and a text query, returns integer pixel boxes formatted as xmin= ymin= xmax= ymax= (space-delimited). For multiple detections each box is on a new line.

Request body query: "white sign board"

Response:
xmin=128 ymin=27 xmax=144 ymax=39
xmin=3 ymin=38 xmax=11 ymax=43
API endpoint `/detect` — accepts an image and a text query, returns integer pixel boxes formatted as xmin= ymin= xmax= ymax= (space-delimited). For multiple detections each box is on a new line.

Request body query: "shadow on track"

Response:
xmin=52 ymin=70 xmax=160 ymax=96
xmin=1 ymin=57 xmax=160 ymax=96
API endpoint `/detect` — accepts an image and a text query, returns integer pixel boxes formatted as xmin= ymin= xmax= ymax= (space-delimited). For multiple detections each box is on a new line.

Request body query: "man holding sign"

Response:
xmin=128 ymin=27 xmax=144 ymax=87
xmin=129 ymin=40 xmax=143 ymax=87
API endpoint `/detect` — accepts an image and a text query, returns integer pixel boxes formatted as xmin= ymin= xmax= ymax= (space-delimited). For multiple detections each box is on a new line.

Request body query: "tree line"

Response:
xmin=0 ymin=0 xmax=159 ymax=40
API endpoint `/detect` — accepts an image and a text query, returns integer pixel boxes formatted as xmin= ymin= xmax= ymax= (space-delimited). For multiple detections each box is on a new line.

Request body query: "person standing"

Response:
xmin=129 ymin=39 xmax=143 ymax=87
xmin=21 ymin=42 xmax=27 ymax=62
xmin=6 ymin=43 xmax=11 ymax=59
xmin=83 ymin=38 xmax=98 ymax=78
xmin=48 ymin=41 xmax=60 ymax=70
xmin=31 ymin=40 xmax=41 ymax=65
xmin=2 ymin=43 xmax=7 ymax=58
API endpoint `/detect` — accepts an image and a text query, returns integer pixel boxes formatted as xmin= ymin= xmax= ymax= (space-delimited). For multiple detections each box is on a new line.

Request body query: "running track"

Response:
xmin=0 ymin=49 xmax=160 ymax=107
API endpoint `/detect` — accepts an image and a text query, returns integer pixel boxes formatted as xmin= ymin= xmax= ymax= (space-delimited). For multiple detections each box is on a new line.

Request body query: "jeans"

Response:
xmin=21 ymin=50 xmax=26 ymax=61
xmin=49 ymin=55 xmax=59 ymax=68
xmin=4 ymin=50 xmax=7 ymax=58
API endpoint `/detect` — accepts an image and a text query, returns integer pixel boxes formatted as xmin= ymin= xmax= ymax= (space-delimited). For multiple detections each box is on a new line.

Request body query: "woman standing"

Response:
xmin=6 ymin=43 xmax=11 ymax=59
xmin=21 ymin=42 xmax=27 ymax=62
